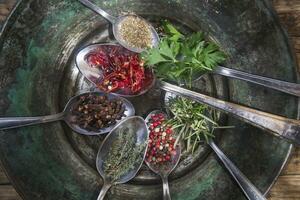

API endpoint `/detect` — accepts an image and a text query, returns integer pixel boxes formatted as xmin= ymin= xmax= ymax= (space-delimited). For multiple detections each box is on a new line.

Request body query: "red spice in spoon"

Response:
xmin=86 ymin=45 xmax=153 ymax=95
xmin=146 ymin=113 xmax=177 ymax=164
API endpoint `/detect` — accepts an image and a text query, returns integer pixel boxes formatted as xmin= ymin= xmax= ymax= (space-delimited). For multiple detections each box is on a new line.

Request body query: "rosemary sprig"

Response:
xmin=167 ymin=97 xmax=233 ymax=153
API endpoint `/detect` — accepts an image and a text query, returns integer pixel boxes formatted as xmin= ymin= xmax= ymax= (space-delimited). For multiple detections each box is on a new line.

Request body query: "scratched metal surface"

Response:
xmin=0 ymin=0 xmax=298 ymax=200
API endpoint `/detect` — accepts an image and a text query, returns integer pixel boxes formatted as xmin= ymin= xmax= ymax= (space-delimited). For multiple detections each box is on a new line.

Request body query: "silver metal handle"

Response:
xmin=214 ymin=66 xmax=300 ymax=97
xmin=160 ymin=81 xmax=300 ymax=145
xmin=78 ymin=0 xmax=116 ymax=23
xmin=208 ymin=140 xmax=266 ymax=200
xmin=161 ymin=175 xmax=171 ymax=200
xmin=97 ymin=182 xmax=111 ymax=200
xmin=0 ymin=113 xmax=65 ymax=130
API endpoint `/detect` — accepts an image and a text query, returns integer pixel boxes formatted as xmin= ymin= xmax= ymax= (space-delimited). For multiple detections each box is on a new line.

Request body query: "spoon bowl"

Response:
xmin=64 ymin=91 xmax=135 ymax=135
xmin=0 ymin=91 xmax=135 ymax=135
xmin=113 ymin=14 xmax=160 ymax=53
xmin=145 ymin=110 xmax=181 ymax=175
xmin=95 ymin=116 xmax=149 ymax=200
xmin=78 ymin=0 xmax=159 ymax=53
xmin=145 ymin=110 xmax=181 ymax=200
xmin=75 ymin=43 xmax=155 ymax=97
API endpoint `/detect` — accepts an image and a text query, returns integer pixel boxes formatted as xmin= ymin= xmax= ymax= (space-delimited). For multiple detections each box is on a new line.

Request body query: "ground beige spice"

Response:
xmin=119 ymin=16 xmax=152 ymax=49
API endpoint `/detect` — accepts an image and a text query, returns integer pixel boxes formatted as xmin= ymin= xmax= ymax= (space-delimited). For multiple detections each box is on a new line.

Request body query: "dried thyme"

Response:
xmin=103 ymin=127 xmax=146 ymax=182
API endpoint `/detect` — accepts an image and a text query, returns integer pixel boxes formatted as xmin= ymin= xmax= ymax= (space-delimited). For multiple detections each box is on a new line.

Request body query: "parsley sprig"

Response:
xmin=141 ymin=21 xmax=226 ymax=87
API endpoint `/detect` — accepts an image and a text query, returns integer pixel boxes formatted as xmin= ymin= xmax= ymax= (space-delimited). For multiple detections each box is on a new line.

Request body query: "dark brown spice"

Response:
xmin=71 ymin=94 xmax=125 ymax=131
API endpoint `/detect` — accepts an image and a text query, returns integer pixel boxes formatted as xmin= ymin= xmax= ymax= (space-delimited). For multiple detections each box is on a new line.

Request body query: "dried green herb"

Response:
xmin=104 ymin=127 xmax=146 ymax=182
xmin=141 ymin=21 xmax=226 ymax=87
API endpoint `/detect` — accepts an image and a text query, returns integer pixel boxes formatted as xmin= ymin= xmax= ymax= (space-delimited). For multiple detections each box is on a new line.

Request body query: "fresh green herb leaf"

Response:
xmin=162 ymin=20 xmax=183 ymax=41
xmin=142 ymin=21 xmax=226 ymax=86
xmin=141 ymin=47 xmax=168 ymax=65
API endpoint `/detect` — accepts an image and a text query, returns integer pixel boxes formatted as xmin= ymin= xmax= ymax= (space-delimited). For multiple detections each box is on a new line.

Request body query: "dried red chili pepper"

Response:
xmin=86 ymin=45 xmax=151 ymax=95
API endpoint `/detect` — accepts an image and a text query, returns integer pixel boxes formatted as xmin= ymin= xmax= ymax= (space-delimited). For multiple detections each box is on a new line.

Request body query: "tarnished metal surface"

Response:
xmin=0 ymin=0 xmax=297 ymax=200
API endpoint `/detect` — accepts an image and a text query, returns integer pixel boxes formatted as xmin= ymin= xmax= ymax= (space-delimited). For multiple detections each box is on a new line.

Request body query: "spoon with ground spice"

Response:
xmin=78 ymin=0 xmax=159 ymax=53
xmin=96 ymin=116 xmax=149 ymax=200
xmin=0 ymin=92 xmax=135 ymax=135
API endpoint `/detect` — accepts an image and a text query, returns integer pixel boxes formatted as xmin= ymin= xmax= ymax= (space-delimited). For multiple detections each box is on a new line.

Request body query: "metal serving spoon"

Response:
xmin=145 ymin=110 xmax=181 ymax=200
xmin=160 ymin=81 xmax=300 ymax=146
xmin=75 ymin=43 xmax=155 ymax=97
xmin=95 ymin=116 xmax=149 ymax=200
xmin=0 ymin=92 xmax=135 ymax=135
xmin=208 ymin=139 xmax=266 ymax=200
xmin=212 ymin=66 xmax=300 ymax=97
xmin=78 ymin=0 xmax=159 ymax=53
xmin=164 ymin=93 xmax=265 ymax=200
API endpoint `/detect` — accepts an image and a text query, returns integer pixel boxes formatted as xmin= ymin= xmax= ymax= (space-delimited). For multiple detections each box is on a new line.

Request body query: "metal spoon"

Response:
xmin=160 ymin=81 xmax=300 ymax=146
xmin=164 ymin=93 xmax=266 ymax=200
xmin=75 ymin=43 xmax=155 ymax=97
xmin=78 ymin=0 xmax=159 ymax=53
xmin=208 ymin=139 xmax=266 ymax=200
xmin=212 ymin=66 xmax=300 ymax=97
xmin=145 ymin=110 xmax=181 ymax=200
xmin=0 ymin=92 xmax=135 ymax=135
xmin=95 ymin=116 xmax=149 ymax=200
xmin=78 ymin=0 xmax=300 ymax=97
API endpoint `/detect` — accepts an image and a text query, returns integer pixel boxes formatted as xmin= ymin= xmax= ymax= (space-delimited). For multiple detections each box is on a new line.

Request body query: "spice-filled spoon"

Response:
xmin=160 ymin=81 xmax=300 ymax=145
xmin=0 ymin=92 xmax=135 ymax=135
xmin=78 ymin=0 xmax=159 ymax=53
xmin=164 ymin=92 xmax=266 ymax=200
xmin=96 ymin=116 xmax=149 ymax=200
xmin=76 ymin=43 xmax=155 ymax=97
xmin=145 ymin=110 xmax=181 ymax=200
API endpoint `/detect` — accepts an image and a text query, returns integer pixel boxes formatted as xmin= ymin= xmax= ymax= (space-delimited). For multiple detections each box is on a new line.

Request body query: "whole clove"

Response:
xmin=71 ymin=94 xmax=125 ymax=132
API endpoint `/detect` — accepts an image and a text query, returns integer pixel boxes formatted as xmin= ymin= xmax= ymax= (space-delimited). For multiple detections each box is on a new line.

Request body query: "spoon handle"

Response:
xmin=160 ymin=81 xmax=300 ymax=145
xmin=161 ymin=175 xmax=171 ymax=200
xmin=208 ymin=140 xmax=266 ymax=200
xmin=0 ymin=113 xmax=64 ymax=130
xmin=78 ymin=0 xmax=116 ymax=23
xmin=214 ymin=66 xmax=300 ymax=97
xmin=97 ymin=183 xmax=111 ymax=200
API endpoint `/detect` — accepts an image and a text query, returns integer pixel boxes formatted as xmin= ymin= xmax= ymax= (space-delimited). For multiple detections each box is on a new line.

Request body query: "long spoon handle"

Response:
xmin=208 ymin=140 xmax=266 ymax=200
xmin=160 ymin=81 xmax=300 ymax=145
xmin=78 ymin=0 xmax=116 ymax=23
xmin=214 ymin=66 xmax=300 ymax=97
xmin=0 ymin=113 xmax=64 ymax=130
xmin=97 ymin=183 xmax=111 ymax=200
xmin=161 ymin=175 xmax=171 ymax=200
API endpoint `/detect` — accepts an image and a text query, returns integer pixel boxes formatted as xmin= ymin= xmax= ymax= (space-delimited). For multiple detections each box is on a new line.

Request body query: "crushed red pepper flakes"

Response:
xmin=86 ymin=45 xmax=153 ymax=95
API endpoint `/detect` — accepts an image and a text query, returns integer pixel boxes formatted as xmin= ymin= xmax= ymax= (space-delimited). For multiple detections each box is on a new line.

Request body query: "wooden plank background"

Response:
xmin=0 ymin=0 xmax=300 ymax=199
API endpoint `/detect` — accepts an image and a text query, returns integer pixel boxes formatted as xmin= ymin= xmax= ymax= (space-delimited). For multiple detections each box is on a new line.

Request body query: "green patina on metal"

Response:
xmin=6 ymin=40 xmax=48 ymax=115
xmin=0 ymin=0 xmax=298 ymax=199
xmin=174 ymin=165 xmax=222 ymax=200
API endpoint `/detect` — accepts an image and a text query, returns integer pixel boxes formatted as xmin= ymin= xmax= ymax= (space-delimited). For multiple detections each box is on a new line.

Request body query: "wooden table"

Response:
xmin=0 ymin=0 xmax=300 ymax=199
